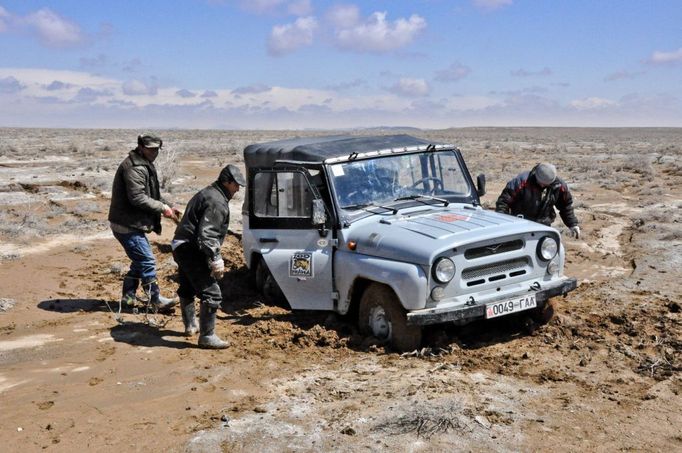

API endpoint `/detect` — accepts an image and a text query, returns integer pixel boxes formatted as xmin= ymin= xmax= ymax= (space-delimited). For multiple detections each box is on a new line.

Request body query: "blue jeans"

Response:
xmin=112 ymin=230 xmax=157 ymax=282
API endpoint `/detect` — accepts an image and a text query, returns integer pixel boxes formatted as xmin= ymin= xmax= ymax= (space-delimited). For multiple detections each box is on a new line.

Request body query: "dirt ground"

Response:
xmin=0 ymin=127 xmax=680 ymax=452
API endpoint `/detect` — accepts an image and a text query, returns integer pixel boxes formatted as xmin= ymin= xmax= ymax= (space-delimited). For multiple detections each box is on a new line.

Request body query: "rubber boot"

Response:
xmin=198 ymin=304 xmax=230 ymax=349
xmin=143 ymin=279 xmax=178 ymax=312
xmin=180 ymin=297 xmax=199 ymax=336
xmin=121 ymin=275 xmax=139 ymax=307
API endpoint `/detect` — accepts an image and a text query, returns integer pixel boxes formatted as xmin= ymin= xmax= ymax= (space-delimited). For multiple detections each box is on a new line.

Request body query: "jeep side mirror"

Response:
xmin=476 ymin=174 xmax=486 ymax=197
xmin=312 ymin=199 xmax=327 ymax=225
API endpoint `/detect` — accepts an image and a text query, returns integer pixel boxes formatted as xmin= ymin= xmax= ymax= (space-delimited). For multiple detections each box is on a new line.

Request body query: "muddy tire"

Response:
xmin=358 ymin=283 xmax=422 ymax=352
xmin=255 ymin=259 xmax=288 ymax=307
xmin=530 ymin=299 xmax=555 ymax=325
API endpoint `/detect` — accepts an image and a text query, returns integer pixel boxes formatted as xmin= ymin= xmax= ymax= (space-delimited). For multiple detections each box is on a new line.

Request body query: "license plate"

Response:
xmin=486 ymin=295 xmax=537 ymax=319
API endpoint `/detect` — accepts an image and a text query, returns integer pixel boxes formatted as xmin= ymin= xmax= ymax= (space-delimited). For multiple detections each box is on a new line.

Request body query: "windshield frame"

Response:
xmin=326 ymin=148 xmax=479 ymax=223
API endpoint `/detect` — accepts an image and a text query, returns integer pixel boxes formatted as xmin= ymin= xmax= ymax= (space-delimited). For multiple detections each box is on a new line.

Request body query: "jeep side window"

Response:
xmin=254 ymin=171 xmax=312 ymax=218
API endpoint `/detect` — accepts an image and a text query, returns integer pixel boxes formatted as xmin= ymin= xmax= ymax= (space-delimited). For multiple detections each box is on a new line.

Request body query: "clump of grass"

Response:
xmin=155 ymin=147 xmax=180 ymax=189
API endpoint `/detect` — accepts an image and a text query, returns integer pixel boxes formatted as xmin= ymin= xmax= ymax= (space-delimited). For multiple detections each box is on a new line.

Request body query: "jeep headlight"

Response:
xmin=433 ymin=257 xmax=455 ymax=283
xmin=537 ymin=236 xmax=558 ymax=261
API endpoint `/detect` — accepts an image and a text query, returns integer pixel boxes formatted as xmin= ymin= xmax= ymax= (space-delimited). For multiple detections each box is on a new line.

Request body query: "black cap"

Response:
xmin=218 ymin=164 xmax=246 ymax=186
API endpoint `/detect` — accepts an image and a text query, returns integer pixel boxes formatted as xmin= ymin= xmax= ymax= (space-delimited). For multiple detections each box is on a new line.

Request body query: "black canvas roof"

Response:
xmin=243 ymin=134 xmax=435 ymax=168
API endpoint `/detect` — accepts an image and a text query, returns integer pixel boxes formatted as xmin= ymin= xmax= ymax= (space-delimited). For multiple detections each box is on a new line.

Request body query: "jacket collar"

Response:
xmin=212 ymin=181 xmax=232 ymax=201
xmin=128 ymin=148 xmax=153 ymax=167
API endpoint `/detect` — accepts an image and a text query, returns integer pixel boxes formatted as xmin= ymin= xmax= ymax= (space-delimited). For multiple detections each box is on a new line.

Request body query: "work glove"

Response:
xmin=569 ymin=226 xmax=581 ymax=239
xmin=210 ymin=257 xmax=225 ymax=280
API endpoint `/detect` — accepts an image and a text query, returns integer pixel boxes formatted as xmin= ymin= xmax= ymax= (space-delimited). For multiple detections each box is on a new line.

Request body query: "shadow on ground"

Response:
xmin=38 ymin=298 xmax=112 ymax=313
xmin=110 ymin=322 xmax=193 ymax=349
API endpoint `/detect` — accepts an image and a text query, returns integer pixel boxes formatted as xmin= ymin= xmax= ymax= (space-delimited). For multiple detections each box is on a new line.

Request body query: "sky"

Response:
xmin=0 ymin=0 xmax=681 ymax=129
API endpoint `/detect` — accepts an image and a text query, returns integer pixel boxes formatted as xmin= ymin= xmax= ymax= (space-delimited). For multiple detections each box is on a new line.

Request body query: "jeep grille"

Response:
xmin=462 ymin=257 xmax=530 ymax=287
xmin=464 ymin=239 xmax=524 ymax=259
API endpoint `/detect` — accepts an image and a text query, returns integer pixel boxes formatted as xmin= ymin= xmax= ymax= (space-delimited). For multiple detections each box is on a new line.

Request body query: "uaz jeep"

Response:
xmin=241 ymin=135 xmax=577 ymax=351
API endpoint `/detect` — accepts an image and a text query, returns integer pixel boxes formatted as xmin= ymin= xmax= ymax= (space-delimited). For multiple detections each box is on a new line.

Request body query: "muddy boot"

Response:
xmin=143 ymin=279 xmax=178 ymax=312
xmin=120 ymin=275 xmax=139 ymax=308
xmin=180 ymin=297 xmax=199 ymax=336
xmin=198 ymin=304 xmax=230 ymax=349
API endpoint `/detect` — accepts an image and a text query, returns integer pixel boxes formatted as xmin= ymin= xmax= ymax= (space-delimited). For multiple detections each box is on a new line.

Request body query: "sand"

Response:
xmin=0 ymin=127 xmax=680 ymax=451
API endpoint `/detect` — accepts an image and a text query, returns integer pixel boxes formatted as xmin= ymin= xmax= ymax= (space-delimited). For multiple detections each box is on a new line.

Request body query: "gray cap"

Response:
xmin=535 ymin=162 xmax=557 ymax=186
xmin=138 ymin=133 xmax=163 ymax=149
xmin=218 ymin=164 xmax=246 ymax=186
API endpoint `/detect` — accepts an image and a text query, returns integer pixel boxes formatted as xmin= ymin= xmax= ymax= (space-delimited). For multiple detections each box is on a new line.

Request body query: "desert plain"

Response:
xmin=0 ymin=127 xmax=680 ymax=452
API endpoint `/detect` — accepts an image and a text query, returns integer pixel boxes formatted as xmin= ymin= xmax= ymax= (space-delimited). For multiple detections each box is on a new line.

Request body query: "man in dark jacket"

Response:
xmin=108 ymin=133 xmax=181 ymax=310
xmin=496 ymin=162 xmax=581 ymax=238
xmin=171 ymin=164 xmax=245 ymax=349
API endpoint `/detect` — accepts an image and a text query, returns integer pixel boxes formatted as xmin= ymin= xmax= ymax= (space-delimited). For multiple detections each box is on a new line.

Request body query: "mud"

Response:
xmin=0 ymin=127 xmax=680 ymax=452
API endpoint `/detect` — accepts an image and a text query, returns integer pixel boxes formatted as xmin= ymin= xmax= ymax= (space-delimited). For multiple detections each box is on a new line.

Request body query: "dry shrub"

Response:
xmin=155 ymin=146 xmax=179 ymax=189
xmin=618 ymin=155 xmax=654 ymax=178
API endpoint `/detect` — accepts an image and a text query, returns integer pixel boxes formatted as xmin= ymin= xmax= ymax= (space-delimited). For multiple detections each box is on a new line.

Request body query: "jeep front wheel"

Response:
xmin=358 ymin=283 xmax=422 ymax=352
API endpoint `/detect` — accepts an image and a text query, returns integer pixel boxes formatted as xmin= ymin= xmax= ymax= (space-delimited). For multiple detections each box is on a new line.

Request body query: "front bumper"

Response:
xmin=406 ymin=277 xmax=577 ymax=326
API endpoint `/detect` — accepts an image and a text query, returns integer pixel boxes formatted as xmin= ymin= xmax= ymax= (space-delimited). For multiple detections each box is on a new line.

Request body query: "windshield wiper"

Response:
xmin=393 ymin=194 xmax=450 ymax=207
xmin=341 ymin=203 xmax=398 ymax=215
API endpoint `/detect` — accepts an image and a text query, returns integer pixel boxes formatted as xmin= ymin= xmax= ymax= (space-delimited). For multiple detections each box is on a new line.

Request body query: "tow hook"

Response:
xmin=465 ymin=296 xmax=476 ymax=306
xmin=530 ymin=281 xmax=541 ymax=291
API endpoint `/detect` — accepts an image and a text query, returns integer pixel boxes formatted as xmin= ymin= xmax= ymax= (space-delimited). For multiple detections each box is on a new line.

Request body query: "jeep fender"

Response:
xmin=335 ymin=251 xmax=428 ymax=314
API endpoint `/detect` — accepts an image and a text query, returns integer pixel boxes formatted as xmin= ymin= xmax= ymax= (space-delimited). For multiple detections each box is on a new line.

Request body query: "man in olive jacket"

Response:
xmin=496 ymin=162 xmax=581 ymax=238
xmin=171 ymin=164 xmax=245 ymax=349
xmin=108 ymin=133 xmax=181 ymax=310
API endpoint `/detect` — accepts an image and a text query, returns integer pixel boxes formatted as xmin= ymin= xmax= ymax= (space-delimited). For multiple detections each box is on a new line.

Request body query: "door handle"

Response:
xmin=259 ymin=238 xmax=279 ymax=243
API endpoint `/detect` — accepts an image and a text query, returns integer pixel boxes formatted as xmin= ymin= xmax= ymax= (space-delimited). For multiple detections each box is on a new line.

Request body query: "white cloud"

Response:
xmin=324 ymin=78 xmax=366 ymax=91
xmin=23 ymin=8 xmax=84 ymax=47
xmin=333 ymin=11 xmax=426 ymax=53
xmin=176 ymin=89 xmax=196 ymax=98
xmin=326 ymin=4 xmax=360 ymax=29
xmin=4 ymin=67 xmax=680 ymax=129
xmin=238 ymin=0 xmax=286 ymax=14
xmin=569 ymin=97 xmax=615 ymax=110
xmin=45 ymin=80 xmax=73 ymax=91
xmin=0 ymin=6 xmax=10 ymax=33
xmin=268 ymin=16 xmax=317 ymax=56
xmin=122 ymin=79 xmax=157 ymax=96
xmin=288 ymin=0 xmax=312 ymax=16
xmin=647 ymin=47 xmax=682 ymax=65
xmin=604 ymin=70 xmax=644 ymax=82
xmin=434 ymin=62 xmax=471 ymax=82
xmin=388 ymin=78 xmax=430 ymax=97
xmin=72 ymin=87 xmax=111 ymax=103
xmin=232 ymin=84 xmax=272 ymax=95
xmin=236 ymin=0 xmax=311 ymax=15
xmin=473 ymin=0 xmax=513 ymax=12
xmin=510 ymin=67 xmax=552 ymax=77
xmin=0 ymin=76 xmax=24 ymax=94
xmin=80 ymin=54 xmax=109 ymax=69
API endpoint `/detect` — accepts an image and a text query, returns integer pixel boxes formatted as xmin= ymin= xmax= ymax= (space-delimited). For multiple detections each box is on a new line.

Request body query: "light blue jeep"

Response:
xmin=241 ymin=135 xmax=576 ymax=351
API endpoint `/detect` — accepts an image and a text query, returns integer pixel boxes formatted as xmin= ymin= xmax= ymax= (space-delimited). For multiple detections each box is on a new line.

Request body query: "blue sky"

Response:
xmin=0 ymin=0 xmax=680 ymax=129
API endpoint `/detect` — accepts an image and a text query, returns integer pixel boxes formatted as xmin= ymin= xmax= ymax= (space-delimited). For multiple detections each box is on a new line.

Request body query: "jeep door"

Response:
xmin=248 ymin=167 xmax=335 ymax=310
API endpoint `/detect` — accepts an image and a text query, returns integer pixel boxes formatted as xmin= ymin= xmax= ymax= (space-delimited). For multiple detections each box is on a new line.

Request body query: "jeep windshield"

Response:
xmin=329 ymin=150 xmax=474 ymax=211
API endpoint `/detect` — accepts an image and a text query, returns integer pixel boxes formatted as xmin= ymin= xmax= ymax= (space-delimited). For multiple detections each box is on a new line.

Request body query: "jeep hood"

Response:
xmin=348 ymin=205 xmax=557 ymax=265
